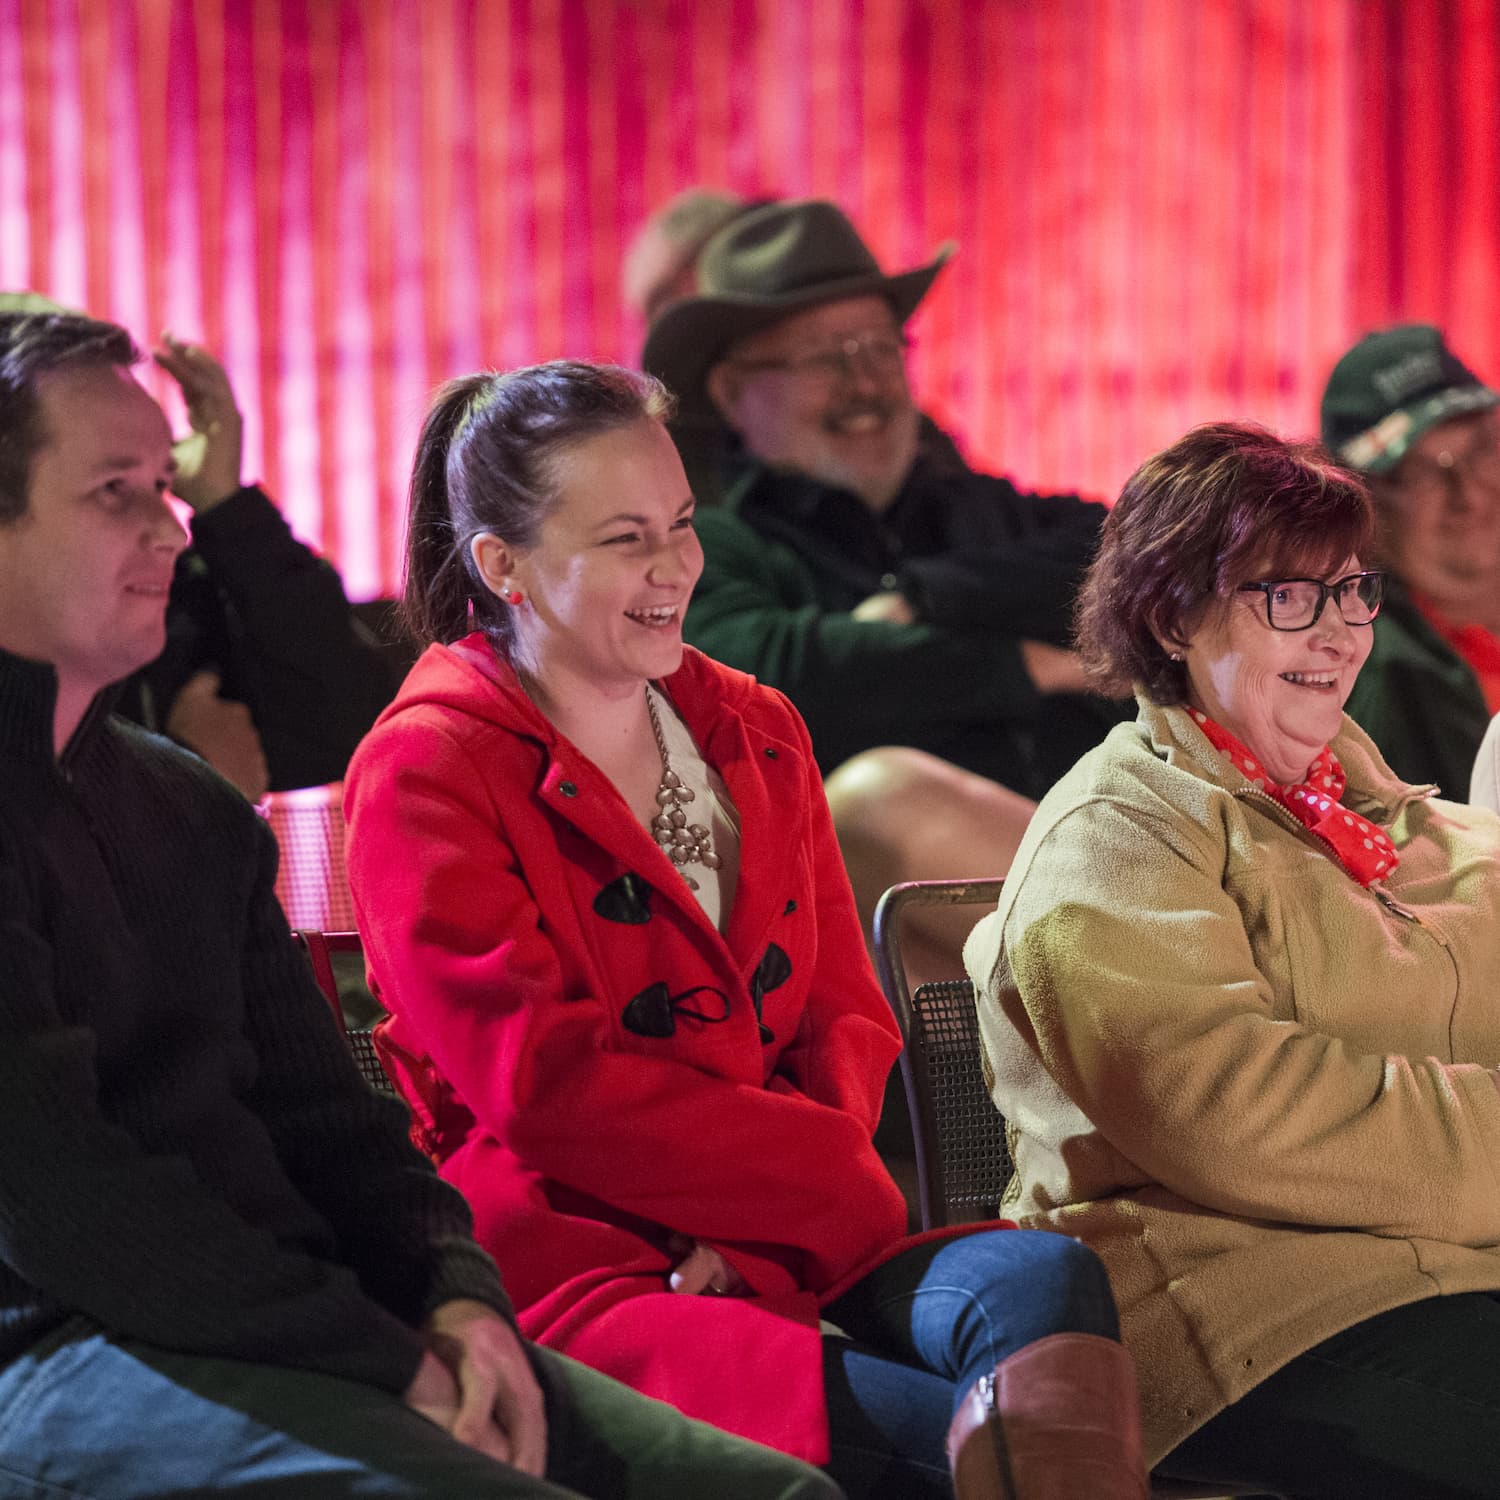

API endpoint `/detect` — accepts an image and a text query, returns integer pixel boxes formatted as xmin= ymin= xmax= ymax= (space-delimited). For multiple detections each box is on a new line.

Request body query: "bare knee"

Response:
xmin=825 ymin=746 xmax=1034 ymax=879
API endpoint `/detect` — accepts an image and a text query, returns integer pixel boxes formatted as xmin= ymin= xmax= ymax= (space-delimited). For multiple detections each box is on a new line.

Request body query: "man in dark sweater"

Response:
xmin=0 ymin=313 xmax=836 ymax=1498
xmin=0 ymin=294 xmax=396 ymax=801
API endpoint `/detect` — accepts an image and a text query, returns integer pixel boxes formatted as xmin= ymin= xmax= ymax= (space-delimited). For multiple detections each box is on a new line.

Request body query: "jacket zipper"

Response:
xmin=1236 ymin=787 xmax=1422 ymax=925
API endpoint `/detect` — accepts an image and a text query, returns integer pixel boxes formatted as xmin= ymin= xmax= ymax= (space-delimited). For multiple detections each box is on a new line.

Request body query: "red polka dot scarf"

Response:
xmin=1189 ymin=709 xmax=1399 ymax=887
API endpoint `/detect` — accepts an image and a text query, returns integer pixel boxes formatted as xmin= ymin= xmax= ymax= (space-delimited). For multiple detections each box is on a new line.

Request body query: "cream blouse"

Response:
xmin=648 ymin=685 xmax=741 ymax=930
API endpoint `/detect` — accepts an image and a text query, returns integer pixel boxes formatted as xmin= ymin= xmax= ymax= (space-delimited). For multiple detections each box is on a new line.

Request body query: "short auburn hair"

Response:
xmin=1076 ymin=421 xmax=1374 ymax=703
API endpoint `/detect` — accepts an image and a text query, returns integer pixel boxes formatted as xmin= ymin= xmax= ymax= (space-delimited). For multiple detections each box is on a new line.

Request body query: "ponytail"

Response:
xmin=401 ymin=360 xmax=676 ymax=654
xmin=402 ymin=375 xmax=497 ymax=647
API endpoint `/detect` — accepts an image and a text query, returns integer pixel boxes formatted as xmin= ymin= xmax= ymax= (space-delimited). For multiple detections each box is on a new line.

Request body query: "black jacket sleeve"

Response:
xmin=685 ymin=504 xmax=1042 ymax=771
xmin=897 ymin=483 xmax=1107 ymax=643
xmin=181 ymin=487 xmax=396 ymax=789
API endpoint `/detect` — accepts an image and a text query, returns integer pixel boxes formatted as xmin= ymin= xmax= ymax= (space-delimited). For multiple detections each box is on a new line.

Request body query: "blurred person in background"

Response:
xmin=624 ymin=188 xmax=760 ymax=507
xmin=642 ymin=200 xmax=1127 ymax=969
xmin=1321 ymin=323 xmax=1500 ymax=796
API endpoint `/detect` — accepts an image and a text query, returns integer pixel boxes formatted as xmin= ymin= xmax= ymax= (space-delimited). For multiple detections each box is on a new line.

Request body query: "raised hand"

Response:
xmin=152 ymin=334 xmax=244 ymax=512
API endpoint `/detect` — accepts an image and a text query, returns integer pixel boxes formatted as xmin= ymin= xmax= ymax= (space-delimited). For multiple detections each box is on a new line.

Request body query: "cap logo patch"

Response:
xmin=1341 ymin=409 xmax=1413 ymax=468
xmin=1372 ymin=350 xmax=1443 ymax=404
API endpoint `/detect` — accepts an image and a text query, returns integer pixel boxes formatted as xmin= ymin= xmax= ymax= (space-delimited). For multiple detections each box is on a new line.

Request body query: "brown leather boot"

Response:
xmin=946 ymin=1332 xmax=1149 ymax=1499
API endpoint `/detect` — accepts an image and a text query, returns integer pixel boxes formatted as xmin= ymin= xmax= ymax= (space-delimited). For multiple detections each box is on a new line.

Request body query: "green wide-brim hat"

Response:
xmin=642 ymin=198 xmax=953 ymax=409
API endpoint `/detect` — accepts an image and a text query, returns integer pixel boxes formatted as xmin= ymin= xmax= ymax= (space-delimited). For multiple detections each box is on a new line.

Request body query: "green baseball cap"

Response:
xmin=1320 ymin=324 xmax=1498 ymax=474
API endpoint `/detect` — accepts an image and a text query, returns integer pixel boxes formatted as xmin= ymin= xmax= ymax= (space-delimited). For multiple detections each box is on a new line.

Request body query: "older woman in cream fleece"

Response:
xmin=967 ymin=421 xmax=1500 ymax=1499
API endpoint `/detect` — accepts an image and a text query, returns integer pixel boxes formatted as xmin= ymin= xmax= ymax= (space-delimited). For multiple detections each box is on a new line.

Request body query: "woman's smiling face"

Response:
xmin=501 ymin=418 xmax=703 ymax=701
xmin=1177 ymin=555 xmax=1375 ymax=783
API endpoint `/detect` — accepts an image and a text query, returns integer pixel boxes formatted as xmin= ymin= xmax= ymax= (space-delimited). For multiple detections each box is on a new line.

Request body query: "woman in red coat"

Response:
xmin=344 ymin=360 xmax=1146 ymax=1500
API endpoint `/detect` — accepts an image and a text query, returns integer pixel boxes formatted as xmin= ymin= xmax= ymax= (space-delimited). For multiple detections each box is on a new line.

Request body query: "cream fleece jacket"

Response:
xmin=965 ymin=694 xmax=1500 ymax=1465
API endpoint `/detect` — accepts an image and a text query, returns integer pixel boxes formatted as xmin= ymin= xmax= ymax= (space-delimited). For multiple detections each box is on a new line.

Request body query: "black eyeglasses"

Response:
xmin=1237 ymin=571 xmax=1386 ymax=631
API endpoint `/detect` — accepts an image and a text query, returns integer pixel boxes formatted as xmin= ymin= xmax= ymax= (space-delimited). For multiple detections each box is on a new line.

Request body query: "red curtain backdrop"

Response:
xmin=2 ymin=0 xmax=1497 ymax=598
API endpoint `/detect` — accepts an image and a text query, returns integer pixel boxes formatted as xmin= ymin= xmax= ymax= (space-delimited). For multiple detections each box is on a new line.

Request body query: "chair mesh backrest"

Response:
xmin=348 ymin=1027 xmax=400 ymax=1099
xmin=264 ymin=785 xmax=355 ymax=931
xmin=911 ymin=978 xmax=1011 ymax=1218
xmin=293 ymin=928 xmax=400 ymax=1100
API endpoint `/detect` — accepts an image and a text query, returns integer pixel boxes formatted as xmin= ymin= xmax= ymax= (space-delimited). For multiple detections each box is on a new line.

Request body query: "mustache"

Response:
xmin=820 ymin=398 xmax=898 ymax=431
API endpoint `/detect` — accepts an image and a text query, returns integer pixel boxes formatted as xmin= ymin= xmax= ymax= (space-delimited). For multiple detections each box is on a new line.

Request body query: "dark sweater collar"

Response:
xmin=0 ymin=646 xmax=120 ymax=766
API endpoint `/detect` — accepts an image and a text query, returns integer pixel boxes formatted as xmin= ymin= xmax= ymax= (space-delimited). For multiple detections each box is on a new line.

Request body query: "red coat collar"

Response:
xmin=394 ymin=634 xmax=807 ymax=964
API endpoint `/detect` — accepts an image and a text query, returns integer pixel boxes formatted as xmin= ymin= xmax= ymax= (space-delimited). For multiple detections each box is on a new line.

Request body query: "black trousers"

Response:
xmin=1155 ymin=1291 xmax=1500 ymax=1500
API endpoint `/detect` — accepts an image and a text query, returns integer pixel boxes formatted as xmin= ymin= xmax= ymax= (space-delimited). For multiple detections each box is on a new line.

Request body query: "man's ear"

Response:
xmin=704 ymin=362 xmax=741 ymax=428
xmin=470 ymin=532 xmax=518 ymax=599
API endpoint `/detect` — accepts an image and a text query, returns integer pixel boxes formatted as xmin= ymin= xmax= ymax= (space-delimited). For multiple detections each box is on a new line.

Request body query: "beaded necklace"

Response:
xmin=645 ymin=686 xmax=721 ymax=891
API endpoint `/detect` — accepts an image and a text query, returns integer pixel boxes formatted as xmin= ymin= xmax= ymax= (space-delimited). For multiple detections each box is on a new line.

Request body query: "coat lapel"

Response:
xmin=688 ymin=687 xmax=805 ymax=971
xmin=452 ymin=637 xmax=808 ymax=966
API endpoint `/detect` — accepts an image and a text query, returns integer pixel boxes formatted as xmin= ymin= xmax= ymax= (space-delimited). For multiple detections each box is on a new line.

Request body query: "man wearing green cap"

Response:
xmin=643 ymin=200 xmax=1125 ymax=953
xmin=1320 ymin=324 xmax=1500 ymax=794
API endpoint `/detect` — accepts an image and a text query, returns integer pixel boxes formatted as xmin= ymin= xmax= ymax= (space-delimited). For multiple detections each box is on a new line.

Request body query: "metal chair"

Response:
xmin=872 ymin=878 xmax=1010 ymax=1232
xmin=265 ymin=784 xmax=355 ymax=931
xmin=292 ymin=927 xmax=398 ymax=1099
xmin=872 ymin=880 xmax=1278 ymax=1500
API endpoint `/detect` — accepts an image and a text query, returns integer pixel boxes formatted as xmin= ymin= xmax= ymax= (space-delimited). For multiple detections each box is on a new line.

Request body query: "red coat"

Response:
xmin=344 ymin=636 xmax=912 ymax=1462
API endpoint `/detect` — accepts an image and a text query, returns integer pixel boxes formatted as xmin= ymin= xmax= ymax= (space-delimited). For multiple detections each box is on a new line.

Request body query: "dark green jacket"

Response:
xmin=1344 ymin=580 xmax=1491 ymax=797
xmin=685 ymin=451 xmax=1127 ymax=797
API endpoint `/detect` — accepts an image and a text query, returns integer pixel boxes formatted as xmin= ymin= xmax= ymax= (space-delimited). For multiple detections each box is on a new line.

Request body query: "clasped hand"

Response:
xmin=403 ymin=1299 xmax=547 ymax=1478
xmin=667 ymin=1236 xmax=747 ymax=1297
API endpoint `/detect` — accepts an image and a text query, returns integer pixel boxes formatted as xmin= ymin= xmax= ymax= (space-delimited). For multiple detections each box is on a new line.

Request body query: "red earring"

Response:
xmin=505 ymin=589 xmax=524 ymax=606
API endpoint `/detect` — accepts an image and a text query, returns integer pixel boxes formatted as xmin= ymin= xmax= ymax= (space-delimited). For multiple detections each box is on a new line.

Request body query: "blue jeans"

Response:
xmin=820 ymin=1228 xmax=1118 ymax=1498
xmin=1156 ymin=1291 xmax=1500 ymax=1499
xmin=0 ymin=1317 xmax=840 ymax=1500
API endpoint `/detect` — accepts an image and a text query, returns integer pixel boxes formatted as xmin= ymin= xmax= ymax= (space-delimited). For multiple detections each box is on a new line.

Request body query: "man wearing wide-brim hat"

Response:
xmin=1320 ymin=323 xmax=1500 ymax=796
xmin=642 ymin=198 xmax=1128 ymax=950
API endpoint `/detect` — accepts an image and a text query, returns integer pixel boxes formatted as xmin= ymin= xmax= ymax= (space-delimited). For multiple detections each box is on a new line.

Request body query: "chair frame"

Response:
xmin=872 ymin=877 xmax=1007 ymax=1232
xmin=293 ymin=928 xmax=397 ymax=1097
xmin=873 ymin=880 xmax=1280 ymax=1500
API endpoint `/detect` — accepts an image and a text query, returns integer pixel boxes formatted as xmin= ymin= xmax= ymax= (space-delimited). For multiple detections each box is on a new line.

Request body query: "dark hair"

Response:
xmin=403 ymin=359 xmax=675 ymax=651
xmin=0 ymin=310 xmax=141 ymax=522
xmin=1076 ymin=421 xmax=1374 ymax=703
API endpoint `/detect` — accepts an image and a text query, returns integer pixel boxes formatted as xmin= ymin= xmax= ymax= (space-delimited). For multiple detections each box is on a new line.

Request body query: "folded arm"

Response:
xmin=984 ymin=799 xmax=1500 ymax=1243
xmin=346 ymin=712 xmax=906 ymax=1288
